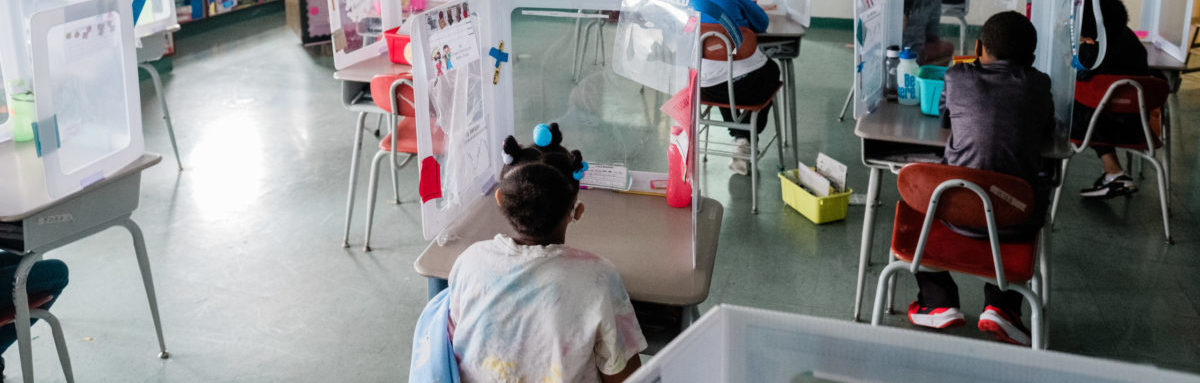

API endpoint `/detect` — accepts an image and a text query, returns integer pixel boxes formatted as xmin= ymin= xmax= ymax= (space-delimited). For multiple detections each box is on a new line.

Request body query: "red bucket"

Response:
xmin=384 ymin=27 xmax=412 ymax=64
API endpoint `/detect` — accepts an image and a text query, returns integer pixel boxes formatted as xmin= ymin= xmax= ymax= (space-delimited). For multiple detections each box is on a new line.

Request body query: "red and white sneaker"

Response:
xmin=978 ymin=305 xmax=1032 ymax=346
xmin=907 ymin=302 xmax=966 ymax=329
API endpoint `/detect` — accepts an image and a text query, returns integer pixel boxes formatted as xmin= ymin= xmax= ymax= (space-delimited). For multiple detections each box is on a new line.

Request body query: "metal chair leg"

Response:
xmin=884 ymin=272 xmax=898 ymax=314
xmin=871 ymin=262 xmax=910 ymax=325
xmin=138 ymin=63 xmax=183 ymax=171
xmin=1006 ymin=283 xmax=1046 ymax=349
xmin=14 ymin=254 xmax=40 ymax=383
xmin=1048 ymin=157 xmax=1072 ymax=227
xmin=389 ymin=115 xmax=401 ymax=205
xmin=571 ymin=10 xmax=584 ymax=79
xmin=1142 ymin=155 xmax=1173 ymax=244
xmin=363 ymin=150 xmax=390 ymax=252
xmin=30 ymin=309 xmax=74 ymax=383
xmin=596 ymin=21 xmax=606 ymax=66
xmin=957 ymin=17 xmax=967 ymax=55
xmin=118 ymin=219 xmax=170 ymax=359
xmin=771 ymin=103 xmax=785 ymax=170
xmin=749 ymin=113 xmax=759 ymax=214
xmin=342 ymin=112 xmax=369 ymax=248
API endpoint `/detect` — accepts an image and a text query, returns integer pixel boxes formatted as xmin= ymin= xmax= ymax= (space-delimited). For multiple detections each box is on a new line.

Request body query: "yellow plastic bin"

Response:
xmin=779 ymin=169 xmax=852 ymax=224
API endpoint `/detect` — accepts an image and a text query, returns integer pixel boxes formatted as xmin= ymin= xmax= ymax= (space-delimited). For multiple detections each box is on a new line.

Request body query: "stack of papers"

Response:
xmin=796 ymin=153 xmax=848 ymax=197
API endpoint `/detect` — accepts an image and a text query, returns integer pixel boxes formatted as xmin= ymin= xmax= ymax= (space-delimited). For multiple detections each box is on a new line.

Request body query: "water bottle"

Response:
xmin=897 ymin=47 xmax=920 ymax=106
xmin=884 ymin=46 xmax=900 ymax=101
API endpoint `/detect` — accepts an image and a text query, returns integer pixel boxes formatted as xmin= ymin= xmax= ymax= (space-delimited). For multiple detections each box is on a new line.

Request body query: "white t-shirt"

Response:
xmin=700 ymin=49 xmax=769 ymax=88
xmin=448 ymin=234 xmax=647 ymax=383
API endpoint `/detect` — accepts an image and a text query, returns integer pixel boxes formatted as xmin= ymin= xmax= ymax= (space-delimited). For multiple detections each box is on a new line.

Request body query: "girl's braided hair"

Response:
xmin=498 ymin=123 xmax=586 ymax=239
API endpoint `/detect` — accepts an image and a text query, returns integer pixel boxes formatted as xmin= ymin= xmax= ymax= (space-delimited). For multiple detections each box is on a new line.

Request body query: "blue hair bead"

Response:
xmin=533 ymin=124 xmax=552 ymax=147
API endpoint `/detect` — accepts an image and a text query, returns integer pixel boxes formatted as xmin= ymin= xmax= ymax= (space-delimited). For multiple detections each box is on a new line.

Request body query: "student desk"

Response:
xmin=759 ymin=13 xmax=808 ymax=164
xmin=414 ymin=190 xmax=724 ymax=327
xmin=850 ymin=103 xmax=1071 ymax=321
xmin=332 ymin=55 xmax=413 ymax=246
xmin=1144 ymin=41 xmax=1188 ymax=92
xmin=0 ymin=143 xmax=167 ymax=383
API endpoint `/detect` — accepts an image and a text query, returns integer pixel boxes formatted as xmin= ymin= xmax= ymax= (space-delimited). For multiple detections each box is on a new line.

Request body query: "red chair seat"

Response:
xmin=700 ymin=83 xmax=783 ymax=112
xmin=379 ymin=117 xmax=419 ymax=154
xmin=0 ymin=294 xmax=56 ymax=327
xmin=890 ymin=202 xmax=1036 ymax=282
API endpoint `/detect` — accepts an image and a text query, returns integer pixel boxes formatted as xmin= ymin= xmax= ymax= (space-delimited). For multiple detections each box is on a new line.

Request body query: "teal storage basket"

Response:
xmin=916 ymin=65 xmax=948 ymax=116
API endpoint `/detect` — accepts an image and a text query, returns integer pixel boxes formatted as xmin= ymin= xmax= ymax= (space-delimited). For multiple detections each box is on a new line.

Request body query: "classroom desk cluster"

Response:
xmin=1 ymin=0 xmax=1198 ymax=381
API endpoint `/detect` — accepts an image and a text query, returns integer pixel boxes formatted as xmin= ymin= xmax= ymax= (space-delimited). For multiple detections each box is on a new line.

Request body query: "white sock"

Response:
xmin=1104 ymin=171 xmax=1126 ymax=183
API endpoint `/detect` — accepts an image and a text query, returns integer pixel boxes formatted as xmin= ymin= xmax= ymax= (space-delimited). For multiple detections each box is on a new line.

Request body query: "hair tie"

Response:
xmin=533 ymin=123 xmax=552 ymax=147
xmin=573 ymin=161 xmax=589 ymax=180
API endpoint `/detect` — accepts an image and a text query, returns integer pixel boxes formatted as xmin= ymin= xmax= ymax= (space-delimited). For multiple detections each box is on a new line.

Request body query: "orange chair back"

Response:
xmin=370 ymin=73 xmax=416 ymax=116
xmin=1074 ymin=75 xmax=1169 ymax=114
xmin=700 ymin=23 xmax=757 ymax=61
xmin=897 ymin=163 xmax=1034 ymax=230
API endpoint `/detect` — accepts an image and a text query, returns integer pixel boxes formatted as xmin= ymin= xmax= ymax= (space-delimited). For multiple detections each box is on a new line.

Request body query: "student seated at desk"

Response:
xmin=0 ymin=251 xmax=69 ymax=377
xmin=910 ymin=12 xmax=1052 ymax=346
xmin=447 ymin=124 xmax=646 ymax=382
xmin=694 ymin=0 xmax=780 ymax=175
xmin=1072 ymin=0 xmax=1152 ymax=199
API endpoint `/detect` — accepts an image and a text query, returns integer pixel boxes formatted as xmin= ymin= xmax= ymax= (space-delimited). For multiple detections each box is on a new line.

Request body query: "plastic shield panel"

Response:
xmin=611 ymin=0 xmax=698 ymax=95
xmin=30 ymin=0 xmax=143 ymax=198
xmin=412 ymin=1 xmax=495 ymax=241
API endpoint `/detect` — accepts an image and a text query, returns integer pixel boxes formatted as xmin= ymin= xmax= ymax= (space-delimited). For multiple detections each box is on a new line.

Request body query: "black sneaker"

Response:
xmin=1079 ymin=174 xmax=1137 ymax=199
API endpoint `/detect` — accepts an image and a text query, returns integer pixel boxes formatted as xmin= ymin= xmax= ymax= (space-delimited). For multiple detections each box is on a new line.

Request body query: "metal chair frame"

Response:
xmin=1048 ymin=78 xmax=1173 ymax=244
xmin=696 ymin=31 xmax=785 ymax=213
xmin=870 ymin=177 xmax=1047 ymax=350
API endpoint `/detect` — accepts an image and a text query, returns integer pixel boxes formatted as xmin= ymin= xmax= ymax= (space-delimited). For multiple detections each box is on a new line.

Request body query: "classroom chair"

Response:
xmin=1048 ymin=75 xmax=1172 ymax=244
xmin=4 ymin=293 xmax=74 ymax=382
xmin=697 ymin=26 xmax=785 ymax=213
xmin=343 ymin=74 xmax=418 ymax=252
xmin=870 ymin=163 xmax=1046 ymax=349
xmin=940 ymin=0 xmax=970 ymax=55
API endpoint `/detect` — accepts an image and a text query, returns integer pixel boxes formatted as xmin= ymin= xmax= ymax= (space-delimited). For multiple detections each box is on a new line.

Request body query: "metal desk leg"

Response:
xmin=342 ymin=112 xmax=369 ymax=248
xmin=853 ymin=167 xmax=882 ymax=322
xmin=428 ymin=277 xmax=449 ymax=301
xmin=119 ymin=218 xmax=170 ymax=359
xmin=680 ymin=305 xmax=700 ymax=331
xmin=783 ymin=58 xmax=799 ymax=165
xmin=14 ymin=254 xmax=41 ymax=383
xmin=138 ymin=63 xmax=183 ymax=171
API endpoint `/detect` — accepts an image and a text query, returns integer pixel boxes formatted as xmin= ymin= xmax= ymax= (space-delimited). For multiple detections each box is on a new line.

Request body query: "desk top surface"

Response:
xmin=855 ymin=102 xmax=947 ymax=147
xmin=414 ymin=190 xmax=724 ymax=306
xmin=1145 ymin=41 xmax=1187 ymax=71
xmin=0 ymin=141 xmax=160 ymax=222
xmin=333 ymin=55 xmax=413 ymax=83
xmin=855 ymin=102 xmax=1073 ymax=158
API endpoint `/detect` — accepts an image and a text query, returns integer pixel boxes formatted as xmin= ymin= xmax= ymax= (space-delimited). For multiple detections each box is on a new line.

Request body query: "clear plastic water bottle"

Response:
xmin=897 ymin=47 xmax=920 ymax=106
xmin=885 ymin=46 xmax=900 ymax=101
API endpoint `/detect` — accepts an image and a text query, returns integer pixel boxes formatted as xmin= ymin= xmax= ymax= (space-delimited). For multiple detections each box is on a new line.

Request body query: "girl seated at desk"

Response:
xmin=446 ymin=124 xmax=646 ymax=382
xmin=694 ymin=0 xmax=780 ymax=175
xmin=1071 ymin=0 xmax=1153 ymax=199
